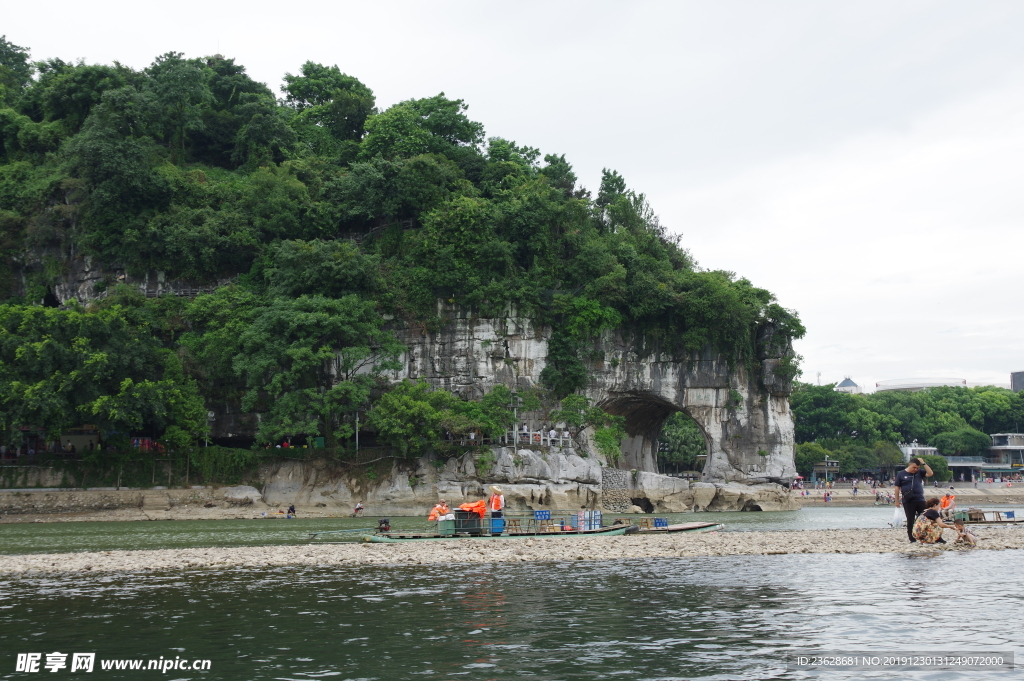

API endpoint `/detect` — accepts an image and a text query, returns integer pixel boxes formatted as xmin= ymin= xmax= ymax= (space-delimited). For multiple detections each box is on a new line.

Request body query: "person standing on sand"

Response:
xmin=894 ymin=457 xmax=933 ymax=543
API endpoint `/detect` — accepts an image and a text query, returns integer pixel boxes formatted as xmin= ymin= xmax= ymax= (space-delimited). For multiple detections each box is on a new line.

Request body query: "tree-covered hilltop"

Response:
xmin=790 ymin=382 xmax=1024 ymax=479
xmin=0 ymin=38 xmax=803 ymax=452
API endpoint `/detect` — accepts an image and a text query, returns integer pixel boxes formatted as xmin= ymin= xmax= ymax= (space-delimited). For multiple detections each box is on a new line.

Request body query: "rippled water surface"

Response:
xmin=1 ymin=551 xmax=1021 ymax=680
xmin=10 ymin=506 xmax=1024 ymax=555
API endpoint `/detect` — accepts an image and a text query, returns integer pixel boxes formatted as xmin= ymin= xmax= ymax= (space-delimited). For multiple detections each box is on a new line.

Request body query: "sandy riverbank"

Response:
xmin=0 ymin=505 xmax=342 ymax=524
xmin=2 ymin=526 xmax=1022 ymax=575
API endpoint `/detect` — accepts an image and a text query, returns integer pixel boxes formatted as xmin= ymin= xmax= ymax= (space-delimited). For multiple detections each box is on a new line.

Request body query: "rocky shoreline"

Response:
xmin=2 ymin=526 xmax=1021 ymax=575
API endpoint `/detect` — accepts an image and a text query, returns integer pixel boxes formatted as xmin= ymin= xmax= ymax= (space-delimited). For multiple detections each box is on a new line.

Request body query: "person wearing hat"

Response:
xmin=488 ymin=486 xmax=505 ymax=518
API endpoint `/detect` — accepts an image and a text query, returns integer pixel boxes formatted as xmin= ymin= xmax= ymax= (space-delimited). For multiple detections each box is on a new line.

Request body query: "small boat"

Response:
xmin=364 ymin=524 xmax=634 ymax=543
xmin=637 ymin=521 xmax=722 ymax=534
xmin=953 ymin=509 xmax=1020 ymax=525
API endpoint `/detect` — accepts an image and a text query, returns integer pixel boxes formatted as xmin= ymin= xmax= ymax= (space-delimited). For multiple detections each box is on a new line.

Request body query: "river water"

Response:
xmin=9 ymin=506 xmax=1024 ymax=555
xmin=1 ymin=550 xmax=1021 ymax=680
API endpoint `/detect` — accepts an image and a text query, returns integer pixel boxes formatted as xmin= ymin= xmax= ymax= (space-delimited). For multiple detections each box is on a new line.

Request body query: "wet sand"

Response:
xmin=2 ymin=526 xmax=1021 ymax=575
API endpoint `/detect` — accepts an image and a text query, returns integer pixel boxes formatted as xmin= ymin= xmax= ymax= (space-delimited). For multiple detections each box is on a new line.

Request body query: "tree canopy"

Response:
xmin=0 ymin=40 xmax=804 ymax=453
xmin=789 ymin=382 xmax=1021 ymax=478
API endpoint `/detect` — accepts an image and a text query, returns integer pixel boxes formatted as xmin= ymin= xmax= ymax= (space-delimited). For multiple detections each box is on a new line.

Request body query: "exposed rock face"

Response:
xmin=0 ymin=452 xmax=799 ymax=516
xmin=388 ymin=305 xmax=798 ymax=485
xmin=220 ymin=485 xmax=263 ymax=505
xmin=259 ymin=450 xmax=799 ymax=516
xmin=43 ymin=255 xmax=235 ymax=305
xmin=44 ymin=263 xmax=799 ymax=501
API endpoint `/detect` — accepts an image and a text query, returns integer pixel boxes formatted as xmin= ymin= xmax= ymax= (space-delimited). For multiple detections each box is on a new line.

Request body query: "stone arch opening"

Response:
xmin=597 ymin=393 xmax=710 ymax=476
xmin=656 ymin=411 xmax=711 ymax=478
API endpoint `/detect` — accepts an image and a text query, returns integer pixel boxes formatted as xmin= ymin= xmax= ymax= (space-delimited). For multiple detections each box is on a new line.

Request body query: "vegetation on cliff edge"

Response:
xmin=0 ymin=38 xmax=803 ymax=452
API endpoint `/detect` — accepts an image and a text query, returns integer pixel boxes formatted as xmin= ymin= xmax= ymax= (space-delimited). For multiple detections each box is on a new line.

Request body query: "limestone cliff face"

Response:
xmin=259 ymin=449 xmax=799 ymax=516
xmin=45 ymin=262 xmax=798 ymax=493
xmin=386 ymin=304 xmax=798 ymax=485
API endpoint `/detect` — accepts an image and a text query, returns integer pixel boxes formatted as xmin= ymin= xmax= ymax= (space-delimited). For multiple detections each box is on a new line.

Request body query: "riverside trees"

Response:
xmin=790 ymin=382 xmax=1023 ymax=479
xmin=0 ymin=38 xmax=804 ymax=454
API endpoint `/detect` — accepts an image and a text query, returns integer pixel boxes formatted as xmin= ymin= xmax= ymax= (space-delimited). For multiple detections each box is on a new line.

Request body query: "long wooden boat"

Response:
xmin=953 ymin=509 xmax=1021 ymax=525
xmin=364 ymin=524 xmax=634 ymax=543
xmin=637 ymin=522 xmax=722 ymax=534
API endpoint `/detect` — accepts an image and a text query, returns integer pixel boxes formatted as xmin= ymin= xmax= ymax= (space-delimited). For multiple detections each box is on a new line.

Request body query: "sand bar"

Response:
xmin=2 ymin=526 xmax=1022 ymax=575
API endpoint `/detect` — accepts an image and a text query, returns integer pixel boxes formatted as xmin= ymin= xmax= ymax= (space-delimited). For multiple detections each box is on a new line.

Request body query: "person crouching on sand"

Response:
xmin=912 ymin=497 xmax=956 ymax=544
xmin=953 ymin=519 xmax=978 ymax=547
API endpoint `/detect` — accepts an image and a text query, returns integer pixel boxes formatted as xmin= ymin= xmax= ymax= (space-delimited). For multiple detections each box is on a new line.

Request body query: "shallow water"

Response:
xmin=3 ymin=506 xmax=1023 ymax=555
xmin=1 ymin=550 xmax=1021 ymax=680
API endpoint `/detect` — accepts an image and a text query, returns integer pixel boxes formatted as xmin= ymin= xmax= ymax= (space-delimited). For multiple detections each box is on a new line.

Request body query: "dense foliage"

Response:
xmin=790 ymin=382 xmax=1023 ymax=478
xmin=0 ymin=38 xmax=803 ymax=454
xmin=656 ymin=412 xmax=708 ymax=474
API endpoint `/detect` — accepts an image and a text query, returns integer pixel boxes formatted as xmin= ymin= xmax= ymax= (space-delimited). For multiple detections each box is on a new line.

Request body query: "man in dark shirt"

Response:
xmin=894 ymin=457 xmax=933 ymax=542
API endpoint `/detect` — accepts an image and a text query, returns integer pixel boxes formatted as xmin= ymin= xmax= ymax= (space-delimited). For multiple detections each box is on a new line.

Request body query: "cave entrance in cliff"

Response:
xmin=598 ymin=394 xmax=710 ymax=478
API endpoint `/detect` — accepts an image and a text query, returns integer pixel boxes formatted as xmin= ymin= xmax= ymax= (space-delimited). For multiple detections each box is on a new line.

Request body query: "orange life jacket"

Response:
xmin=489 ymin=494 xmax=503 ymax=511
xmin=941 ymin=495 xmax=954 ymax=509
xmin=459 ymin=500 xmax=487 ymax=518
xmin=428 ymin=503 xmax=450 ymax=521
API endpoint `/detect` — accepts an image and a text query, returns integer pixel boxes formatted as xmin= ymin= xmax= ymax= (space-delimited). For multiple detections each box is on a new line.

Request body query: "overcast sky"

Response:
xmin=7 ymin=0 xmax=1024 ymax=391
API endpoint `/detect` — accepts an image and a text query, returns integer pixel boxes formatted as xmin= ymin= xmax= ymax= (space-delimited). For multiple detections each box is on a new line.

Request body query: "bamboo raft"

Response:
xmin=637 ymin=521 xmax=722 ymax=533
xmin=366 ymin=524 xmax=632 ymax=542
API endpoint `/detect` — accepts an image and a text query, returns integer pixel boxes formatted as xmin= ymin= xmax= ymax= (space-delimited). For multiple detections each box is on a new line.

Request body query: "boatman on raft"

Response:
xmin=428 ymin=499 xmax=451 ymax=521
xmin=489 ymin=486 xmax=505 ymax=519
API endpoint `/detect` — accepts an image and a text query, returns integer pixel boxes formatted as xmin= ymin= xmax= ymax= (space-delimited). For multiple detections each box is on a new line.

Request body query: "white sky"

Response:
xmin=7 ymin=0 xmax=1024 ymax=391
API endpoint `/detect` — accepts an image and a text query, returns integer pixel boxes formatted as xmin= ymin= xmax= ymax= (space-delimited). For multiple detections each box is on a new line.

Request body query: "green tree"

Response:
xmin=23 ymin=61 xmax=129 ymax=134
xmin=658 ymin=412 xmax=706 ymax=473
xmin=932 ymin=428 xmax=991 ymax=458
xmin=366 ymin=381 xmax=515 ymax=458
xmin=263 ymin=239 xmax=380 ymax=298
xmin=872 ymin=440 xmax=905 ymax=478
xmin=847 ymin=407 xmax=901 ymax=444
xmin=550 ymin=394 xmax=626 ymax=461
xmin=360 ymin=93 xmax=483 ymax=160
xmin=233 ymin=295 xmax=402 ymax=444
xmin=790 ymin=383 xmax=859 ymax=443
xmin=282 ymin=61 xmax=375 ymax=155
xmin=146 ymin=53 xmax=213 ymax=163
xmin=191 ymin=55 xmax=283 ymax=168
xmin=794 ymin=441 xmax=832 ymax=477
xmin=920 ymin=454 xmax=952 ymax=483
xmin=0 ymin=303 xmax=204 ymax=447
xmin=0 ymin=36 xmax=33 ymax=105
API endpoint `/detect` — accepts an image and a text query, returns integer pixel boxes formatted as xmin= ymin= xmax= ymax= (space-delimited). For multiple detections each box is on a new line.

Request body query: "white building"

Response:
xmin=898 ymin=442 xmax=939 ymax=464
xmin=834 ymin=377 xmax=861 ymax=394
xmin=876 ymin=378 xmax=966 ymax=393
